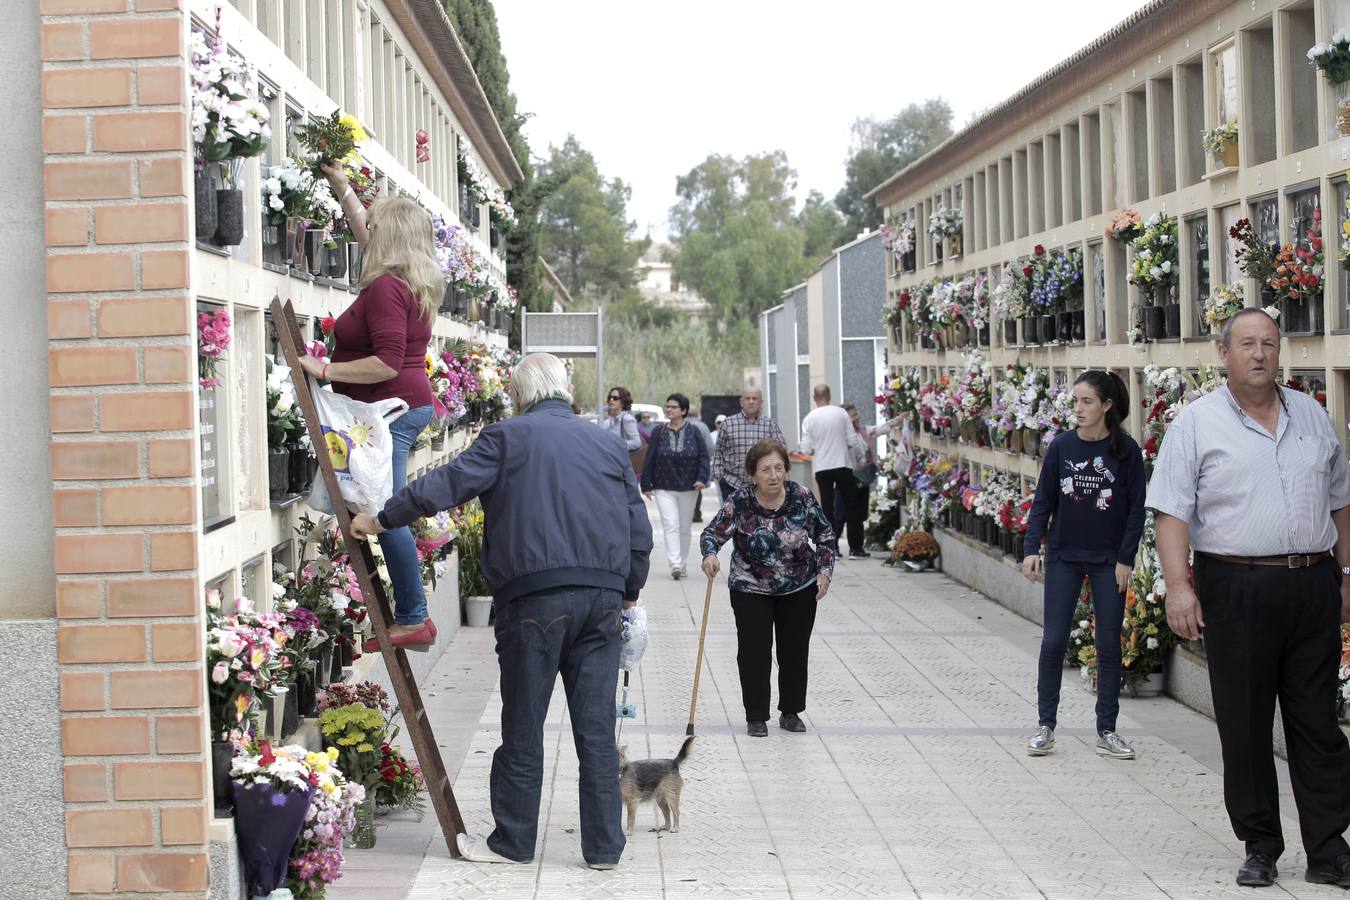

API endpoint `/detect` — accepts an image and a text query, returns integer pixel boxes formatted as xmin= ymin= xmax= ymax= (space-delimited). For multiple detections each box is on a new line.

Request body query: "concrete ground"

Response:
xmin=329 ymin=497 xmax=1346 ymax=900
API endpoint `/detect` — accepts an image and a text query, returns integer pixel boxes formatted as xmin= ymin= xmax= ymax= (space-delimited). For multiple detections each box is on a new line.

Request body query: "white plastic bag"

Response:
xmin=308 ymin=381 xmax=407 ymax=516
xmin=619 ymin=605 xmax=648 ymax=671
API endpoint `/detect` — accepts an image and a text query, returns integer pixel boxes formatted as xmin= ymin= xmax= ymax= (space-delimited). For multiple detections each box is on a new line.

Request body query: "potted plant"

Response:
xmin=1308 ymin=35 xmax=1350 ymax=136
xmin=189 ymin=24 xmax=270 ymax=247
xmin=455 ymin=502 xmax=492 ymax=626
xmin=261 ymin=158 xmax=317 ymax=269
xmin=1202 ymin=283 xmax=1244 ymax=334
xmin=890 ymin=530 xmax=941 ymax=571
xmin=228 ymin=740 xmax=316 ymax=899
xmin=1269 ymin=207 xmax=1324 ymax=334
xmin=265 ymin=357 xmax=301 ymax=503
xmin=1128 ymin=213 xmax=1179 ymax=340
xmin=317 ymin=703 xmax=386 ymax=848
xmin=1026 ymin=246 xmax=1058 ymax=343
xmin=929 ymin=204 xmax=963 ymax=258
xmin=1201 ymin=120 xmax=1239 ymax=171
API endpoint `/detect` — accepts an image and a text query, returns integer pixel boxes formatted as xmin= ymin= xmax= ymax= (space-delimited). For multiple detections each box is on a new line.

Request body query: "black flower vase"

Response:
xmin=195 ymin=172 xmax=218 ymax=240
xmin=340 ymin=622 xmax=355 ymax=666
xmin=214 ymin=189 xmax=244 ymax=246
xmin=1003 ymin=319 xmax=1017 ymax=345
xmin=1040 ymin=314 xmax=1057 ymax=343
xmin=440 ymin=283 xmax=455 ymax=315
xmin=281 ymin=686 xmax=299 ymax=738
xmin=1022 ymin=316 xmax=1038 ymax=344
xmin=330 ymin=642 xmax=344 ymax=681
xmin=268 ymin=448 xmax=289 ymax=502
xmin=304 ymin=230 xmax=324 ymax=276
xmin=296 ymin=668 xmax=317 ymax=718
xmin=1143 ymin=305 xmax=1166 ymax=340
xmin=347 ymin=241 xmax=362 ymax=284
xmin=1072 ymin=310 xmax=1086 ymax=341
xmin=211 ymin=740 xmax=234 ymax=817
xmin=324 ymin=243 xmax=347 ymax=279
xmin=287 ymin=443 xmax=307 ymax=494
xmin=1057 ymin=311 xmax=1073 ymax=342
xmin=1163 ymin=303 xmax=1182 ymax=339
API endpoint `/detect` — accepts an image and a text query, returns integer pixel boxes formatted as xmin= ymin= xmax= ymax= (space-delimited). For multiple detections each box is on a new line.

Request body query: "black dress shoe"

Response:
xmin=1306 ymin=852 xmax=1350 ymax=887
xmin=1236 ymin=851 xmax=1278 ymax=887
xmin=746 ymin=721 xmax=768 ymax=737
xmin=778 ymin=713 xmax=806 ymax=733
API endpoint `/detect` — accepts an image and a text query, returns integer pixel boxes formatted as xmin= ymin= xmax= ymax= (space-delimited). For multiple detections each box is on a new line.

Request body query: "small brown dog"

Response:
xmin=617 ymin=736 xmax=694 ymax=834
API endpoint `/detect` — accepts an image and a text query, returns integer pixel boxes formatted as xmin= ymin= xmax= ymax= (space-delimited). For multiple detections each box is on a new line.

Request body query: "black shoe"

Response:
xmin=1236 ymin=851 xmax=1278 ymax=887
xmin=692 ymin=513 xmax=703 ymax=522
xmin=778 ymin=713 xmax=806 ymax=733
xmin=1306 ymin=853 xmax=1350 ymax=887
xmin=746 ymin=721 xmax=768 ymax=737
xmin=848 ymin=550 xmax=870 ymax=559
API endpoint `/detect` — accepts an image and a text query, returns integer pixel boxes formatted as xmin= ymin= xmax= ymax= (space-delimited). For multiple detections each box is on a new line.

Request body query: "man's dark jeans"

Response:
xmin=487 ymin=587 xmax=625 ymax=865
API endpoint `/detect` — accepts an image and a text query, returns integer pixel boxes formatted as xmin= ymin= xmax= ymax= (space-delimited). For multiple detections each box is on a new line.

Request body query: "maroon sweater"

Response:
xmin=331 ymin=273 xmax=434 ymax=408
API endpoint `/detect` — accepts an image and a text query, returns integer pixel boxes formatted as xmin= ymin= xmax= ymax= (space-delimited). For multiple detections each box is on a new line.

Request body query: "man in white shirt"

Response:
xmin=799 ymin=385 xmax=865 ymax=558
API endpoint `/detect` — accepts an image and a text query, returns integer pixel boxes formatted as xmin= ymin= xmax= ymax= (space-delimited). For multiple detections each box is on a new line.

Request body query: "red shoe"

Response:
xmin=361 ymin=620 xmax=436 ymax=654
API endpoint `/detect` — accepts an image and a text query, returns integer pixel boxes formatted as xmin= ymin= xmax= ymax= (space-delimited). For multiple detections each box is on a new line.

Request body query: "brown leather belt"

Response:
xmin=1198 ymin=551 xmax=1331 ymax=569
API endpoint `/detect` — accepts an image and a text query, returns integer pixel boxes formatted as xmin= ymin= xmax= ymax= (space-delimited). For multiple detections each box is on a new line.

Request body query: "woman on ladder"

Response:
xmin=297 ymin=162 xmax=440 ymax=652
xmin=700 ymin=439 xmax=835 ymax=737
xmin=1022 ymin=370 xmax=1146 ymax=759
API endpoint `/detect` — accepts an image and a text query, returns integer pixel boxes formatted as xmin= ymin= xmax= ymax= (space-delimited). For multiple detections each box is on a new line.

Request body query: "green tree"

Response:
xmin=833 ymin=99 xmax=954 ymax=240
xmin=798 ymin=190 xmax=843 ymax=266
xmin=668 ymin=151 xmax=811 ymax=324
xmin=535 ymin=135 xmax=650 ymax=303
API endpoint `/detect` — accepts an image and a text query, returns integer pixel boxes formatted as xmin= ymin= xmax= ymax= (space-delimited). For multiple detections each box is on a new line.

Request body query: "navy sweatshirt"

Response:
xmin=1023 ymin=429 xmax=1146 ymax=566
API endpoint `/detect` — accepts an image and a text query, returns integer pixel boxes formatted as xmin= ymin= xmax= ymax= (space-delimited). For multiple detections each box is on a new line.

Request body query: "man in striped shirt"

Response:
xmin=711 ymin=387 xmax=786 ymax=500
xmin=1148 ymin=309 xmax=1350 ymax=889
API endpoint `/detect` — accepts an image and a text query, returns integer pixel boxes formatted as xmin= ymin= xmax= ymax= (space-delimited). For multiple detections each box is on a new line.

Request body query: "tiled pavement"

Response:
xmin=331 ymin=499 xmax=1347 ymax=899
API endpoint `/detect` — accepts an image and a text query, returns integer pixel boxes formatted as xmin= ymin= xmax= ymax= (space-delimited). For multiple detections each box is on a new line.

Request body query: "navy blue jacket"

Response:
xmin=380 ymin=399 xmax=653 ymax=602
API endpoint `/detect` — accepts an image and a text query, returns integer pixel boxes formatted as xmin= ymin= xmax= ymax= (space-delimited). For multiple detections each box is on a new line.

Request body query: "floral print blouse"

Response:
xmin=699 ymin=480 xmax=836 ymax=596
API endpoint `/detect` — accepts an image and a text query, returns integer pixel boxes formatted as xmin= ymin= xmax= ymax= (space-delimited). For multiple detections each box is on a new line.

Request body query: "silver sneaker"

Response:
xmin=1026 ymin=725 xmax=1055 ymax=756
xmin=1096 ymin=731 xmax=1136 ymax=759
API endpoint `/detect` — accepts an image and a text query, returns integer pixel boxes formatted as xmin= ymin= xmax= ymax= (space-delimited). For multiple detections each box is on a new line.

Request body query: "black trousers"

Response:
xmin=729 ymin=584 xmax=818 ymax=722
xmin=815 ymin=467 xmax=862 ymax=552
xmin=1195 ymin=554 xmax=1350 ymax=866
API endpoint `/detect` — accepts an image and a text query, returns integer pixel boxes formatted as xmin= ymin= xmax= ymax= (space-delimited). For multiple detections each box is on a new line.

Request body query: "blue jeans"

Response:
xmin=376 ymin=404 xmax=434 ymax=625
xmin=487 ymin=588 xmax=625 ymax=865
xmin=1037 ymin=558 xmax=1125 ymax=735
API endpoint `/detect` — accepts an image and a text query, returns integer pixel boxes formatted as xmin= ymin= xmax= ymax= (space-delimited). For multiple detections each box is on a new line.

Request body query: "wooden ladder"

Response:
xmin=270 ymin=297 xmax=465 ymax=858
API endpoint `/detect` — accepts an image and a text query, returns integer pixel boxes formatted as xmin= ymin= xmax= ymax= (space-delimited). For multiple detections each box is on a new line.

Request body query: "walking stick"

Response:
xmin=686 ymin=575 xmax=715 ymax=736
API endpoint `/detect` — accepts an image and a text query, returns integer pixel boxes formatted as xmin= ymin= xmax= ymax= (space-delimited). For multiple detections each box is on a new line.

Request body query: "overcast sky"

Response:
xmin=495 ymin=0 xmax=1147 ymax=241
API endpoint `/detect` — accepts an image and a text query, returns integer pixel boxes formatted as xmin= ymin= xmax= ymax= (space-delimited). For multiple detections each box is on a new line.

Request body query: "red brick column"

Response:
xmin=42 ymin=1 xmax=208 ymax=894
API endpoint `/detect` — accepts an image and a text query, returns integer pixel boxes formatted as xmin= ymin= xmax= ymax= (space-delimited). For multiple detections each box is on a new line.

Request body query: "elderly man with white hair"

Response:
xmin=351 ymin=352 xmax=653 ymax=871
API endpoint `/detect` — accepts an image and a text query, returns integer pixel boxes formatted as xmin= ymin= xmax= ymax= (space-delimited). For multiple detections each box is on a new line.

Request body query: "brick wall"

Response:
xmin=41 ymin=0 xmax=209 ymax=895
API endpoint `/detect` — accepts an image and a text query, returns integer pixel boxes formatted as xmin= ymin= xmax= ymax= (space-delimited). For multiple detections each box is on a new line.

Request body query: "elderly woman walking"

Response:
xmin=641 ymin=393 xmax=710 ymax=579
xmin=351 ymin=353 xmax=652 ymax=870
xmin=700 ymin=439 xmax=835 ymax=737
xmin=297 ymin=165 xmax=441 ymax=651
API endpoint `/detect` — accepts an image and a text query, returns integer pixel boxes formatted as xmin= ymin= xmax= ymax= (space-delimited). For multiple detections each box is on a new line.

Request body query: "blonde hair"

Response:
xmin=357 ymin=197 xmax=442 ymax=320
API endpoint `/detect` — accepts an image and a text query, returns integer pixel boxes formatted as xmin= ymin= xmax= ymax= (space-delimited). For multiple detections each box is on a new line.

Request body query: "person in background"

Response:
xmin=712 ymin=387 xmax=785 ymax=503
xmin=641 ymin=393 xmax=710 ymax=579
xmin=1148 ymin=309 xmax=1350 ymax=889
xmin=602 ymin=386 xmax=643 ymax=451
xmin=636 ymin=411 xmax=655 ymax=442
xmin=712 ymin=414 xmax=727 ymax=448
xmin=799 ymin=385 xmax=864 ymax=557
xmin=687 ymin=406 xmax=714 ymax=523
xmin=701 ymin=439 xmax=835 ymax=737
xmin=1022 ymin=370 xmax=1145 ymax=762
xmin=298 ymin=169 xmax=439 ymax=651
xmin=349 ymin=353 xmax=652 ymax=871
xmin=840 ymin=403 xmax=903 ymax=559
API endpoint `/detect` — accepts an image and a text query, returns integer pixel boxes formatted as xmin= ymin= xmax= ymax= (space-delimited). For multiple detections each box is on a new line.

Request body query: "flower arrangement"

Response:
xmin=1229 ymin=217 xmax=1279 ymax=283
xmin=206 ymin=592 xmax=291 ymax=742
xmin=412 ymin=511 xmax=456 ymax=590
xmin=1026 ymin=245 xmax=1060 ymax=312
xmin=984 ymin=363 xmax=1024 ymax=447
xmin=928 ymin=205 xmax=963 ymax=239
xmin=1267 ymin=207 xmax=1324 ymax=303
xmin=928 ymin=279 xmax=960 ymax=327
xmin=1202 ymin=283 xmax=1245 ymax=328
xmin=1065 ymin=582 xmax=1096 ymax=670
xmin=458 ymin=144 xmax=517 ymax=229
xmin=951 ymin=350 xmax=990 ymax=438
xmin=1044 ymin=250 xmax=1084 ymax=311
xmin=1127 ymin=213 xmax=1179 ymax=291
xmin=294 ymin=110 xmax=367 ymax=174
xmin=1308 ymin=33 xmax=1350 ymax=84
xmin=1120 ymin=514 xmax=1180 ymax=688
xmin=454 ymin=501 xmax=491 ymax=597
xmin=1105 ymin=208 xmax=1142 ymax=242
xmin=317 ymin=703 xmax=387 ymax=790
xmin=881 ymin=220 xmax=915 ymax=264
xmin=282 ymin=515 xmax=381 ymax=658
xmin=1201 ymin=120 xmax=1239 ymax=159
xmin=918 ymin=376 xmax=953 ymax=432
xmin=1285 ymin=373 xmax=1328 ymax=408
xmin=283 ymin=747 xmax=363 ymax=899
xmin=876 ymin=368 xmax=921 ymax=422
xmin=1035 ymin=382 xmax=1076 ymax=444
xmin=318 ymin=681 xmax=391 ymax=714
xmin=198 ymin=307 xmax=231 ymax=389
xmin=1140 ymin=364 xmax=1223 ymax=462
xmin=991 ymin=260 xmax=1030 ymax=320
xmin=892 ymin=530 xmax=940 ymax=561
xmin=962 ymin=274 xmax=990 ymax=330
xmin=265 ymin=357 xmax=304 ymax=452
xmin=262 ymin=158 xmax=319 ymax=225
xmin=1013 ymin=367 xmax=1050 ymax=431
xmin=189 ymin=22 xmax=270 ymax=181
xmin=376 ymin=743 xmax=427 ymax=819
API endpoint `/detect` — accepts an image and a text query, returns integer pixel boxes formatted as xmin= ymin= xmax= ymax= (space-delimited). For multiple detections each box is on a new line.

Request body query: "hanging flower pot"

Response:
xmin=195 ymin=169 xmax=218 ymax=240
xmin=490 ymin=226 xmax=501 ymax=249
xmin=1002 ymin=319 xmax=1017 ymax=346
xmin=1164 ymin=303 xmax=1182 ymax=339
xmin=214 ymin=189 xmax=244 ymax=246
xmin=268 ymin=448 xmax=289 ymax=502
xmin=1057 ymin=311 xmax=1073 ymax=342
xmin=287 ymin=443 xmax=308 ymax=495
xmin=1143 ymin=305 xmax=1167 ymax=340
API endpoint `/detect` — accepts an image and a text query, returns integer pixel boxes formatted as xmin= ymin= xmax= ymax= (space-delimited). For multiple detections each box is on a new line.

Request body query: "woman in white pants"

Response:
xmin=640 ymin=393 xmax=710 ymax=579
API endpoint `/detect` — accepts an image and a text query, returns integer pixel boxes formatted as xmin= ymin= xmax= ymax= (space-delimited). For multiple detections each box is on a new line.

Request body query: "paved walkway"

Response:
xmin=332 ymin=499 xmax=1345 ymax=899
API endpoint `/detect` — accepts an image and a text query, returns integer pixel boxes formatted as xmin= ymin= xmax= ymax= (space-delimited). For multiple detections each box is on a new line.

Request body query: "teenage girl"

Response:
xmin=1022 ymin=370 xmax=1146 ymax=760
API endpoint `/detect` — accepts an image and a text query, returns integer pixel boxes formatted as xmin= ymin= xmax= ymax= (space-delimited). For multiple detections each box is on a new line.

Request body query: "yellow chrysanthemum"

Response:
xmin=357 ymin=742 xmax=374 ymax=753
xmin=339 ymin=114 xmax=367 ymax=144
xmin=321 ymin=780 xmax=336 ymax=795
xmin=327 ymin=747 xmax=339 ymax=761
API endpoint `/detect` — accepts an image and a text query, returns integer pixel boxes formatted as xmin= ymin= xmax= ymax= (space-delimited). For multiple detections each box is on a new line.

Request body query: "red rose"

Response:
xmin=258 ymin=740 xmax=275 ymax=767
xmin=1144 ymin=435 xmax=1158 ymax=456
xmin=1023 ymin=266 xmax=1034 ymax=279
xmin=321 ymin=316 xmax=336 ymax=335
xmin=1033 ymin=244 xmax=1045 ymax=256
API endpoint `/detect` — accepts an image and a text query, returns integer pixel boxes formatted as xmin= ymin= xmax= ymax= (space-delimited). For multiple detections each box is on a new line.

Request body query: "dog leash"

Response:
xmin=686 ymin=575 xmax=715 ymax=736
